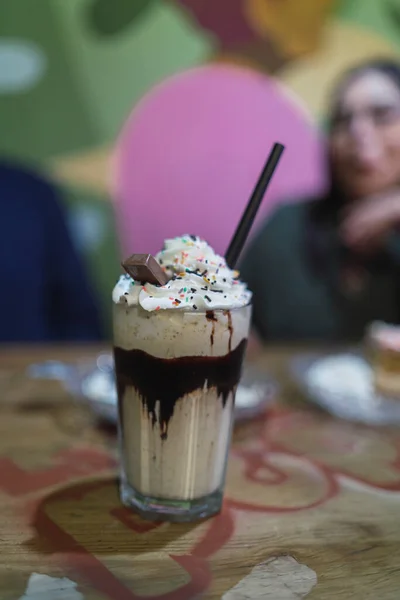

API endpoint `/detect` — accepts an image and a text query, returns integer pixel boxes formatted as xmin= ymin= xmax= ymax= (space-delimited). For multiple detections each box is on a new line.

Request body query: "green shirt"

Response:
xmin=240 ymin=202 xmax=400 ymax=342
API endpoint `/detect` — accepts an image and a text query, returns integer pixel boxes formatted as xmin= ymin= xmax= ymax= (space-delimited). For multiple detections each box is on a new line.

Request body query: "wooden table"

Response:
xmin=1 ymin=345 xmax=400 ymax=599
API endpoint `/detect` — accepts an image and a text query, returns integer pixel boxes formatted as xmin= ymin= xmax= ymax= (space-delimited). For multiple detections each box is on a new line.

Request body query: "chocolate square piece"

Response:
xmin=122 ymin=254 xmax=169 ymax=286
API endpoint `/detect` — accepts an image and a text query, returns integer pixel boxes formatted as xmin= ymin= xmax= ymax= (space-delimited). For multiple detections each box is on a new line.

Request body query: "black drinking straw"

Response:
xmin=225 ymin=142 xmax=285 ymax=268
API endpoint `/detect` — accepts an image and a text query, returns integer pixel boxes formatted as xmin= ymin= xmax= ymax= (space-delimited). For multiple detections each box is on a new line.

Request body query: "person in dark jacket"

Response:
xmin=0 ymin=161 xmax=102 ymax=342
xmin=241 ymin=59 xmax=400 ymax=342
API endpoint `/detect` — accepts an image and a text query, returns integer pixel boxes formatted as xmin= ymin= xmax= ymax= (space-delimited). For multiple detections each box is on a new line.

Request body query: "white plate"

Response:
xmin=290 ymin=351 xmax=400 ymax=425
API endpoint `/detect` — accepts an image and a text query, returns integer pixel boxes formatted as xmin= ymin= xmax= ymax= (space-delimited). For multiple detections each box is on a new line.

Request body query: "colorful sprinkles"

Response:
xmin=115 ymin=235 xmax=250 ymax=310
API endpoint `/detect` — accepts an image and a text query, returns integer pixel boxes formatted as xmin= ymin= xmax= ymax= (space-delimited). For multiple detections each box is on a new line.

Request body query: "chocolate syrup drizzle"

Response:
xmin=224 ymin=310 xmax=233 ymax=351
xmin=205 ymin=310 xmax=233 ymax=350
xmin=114 ymin=339 xmax=247 ymax=440
xmin=206 ymin=310 xmax=217 ymax=346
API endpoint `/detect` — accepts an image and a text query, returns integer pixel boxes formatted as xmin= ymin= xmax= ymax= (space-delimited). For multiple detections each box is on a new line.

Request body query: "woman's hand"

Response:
xmin=340 ymin=190 xmax=400 ymax=253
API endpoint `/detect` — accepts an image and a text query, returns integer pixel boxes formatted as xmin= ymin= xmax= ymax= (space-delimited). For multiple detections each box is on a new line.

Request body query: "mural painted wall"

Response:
xmin=2 ymin=0 xmax=400 ymax=192
xmin=1 ymin=0 xmax=400 ymax=330
xmin=0 ymin=0 xmax=212 ymax=333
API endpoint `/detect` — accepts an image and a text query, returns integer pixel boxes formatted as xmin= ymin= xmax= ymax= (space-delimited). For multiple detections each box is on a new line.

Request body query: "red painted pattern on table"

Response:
xmin=262 ymin=410 xmax=400 ymax=493
xmin=226 ymin=447 xmax=339 ymax=513
xmin=0 ymin=448 xmax=115 ymax=496
xmin=111 ymin=506 xmax=162 ymax=534
xmin=2 ymin=409 xmax=400 ymax=598
xmin=31 ymin=479 xmax=233 ymax=599
xmin=36 ymin=502 xmax=211 ymax=600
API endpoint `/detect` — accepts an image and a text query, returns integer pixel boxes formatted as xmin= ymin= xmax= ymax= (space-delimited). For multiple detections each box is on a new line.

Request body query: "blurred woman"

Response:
xmin=241 ymin=59 xmax=400 ymax=341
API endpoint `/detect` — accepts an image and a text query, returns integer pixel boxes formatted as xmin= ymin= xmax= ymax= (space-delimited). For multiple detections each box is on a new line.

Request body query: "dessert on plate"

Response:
xmin=368 ymin=321 xmax=400 ymax=398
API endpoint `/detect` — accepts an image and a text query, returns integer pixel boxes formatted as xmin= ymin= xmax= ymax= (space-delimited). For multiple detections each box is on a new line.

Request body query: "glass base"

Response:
xmin=120 ymin=480 xmax=223 ymax=523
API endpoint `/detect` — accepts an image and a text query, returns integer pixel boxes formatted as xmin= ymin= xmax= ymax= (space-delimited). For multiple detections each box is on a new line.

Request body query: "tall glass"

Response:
xmin=113 ymin=302 xmax=252 ymax=522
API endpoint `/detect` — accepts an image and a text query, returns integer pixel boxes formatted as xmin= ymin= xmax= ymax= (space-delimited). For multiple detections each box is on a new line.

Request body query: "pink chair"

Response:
xmin=113 ymin=65 xmax=326 ymax=259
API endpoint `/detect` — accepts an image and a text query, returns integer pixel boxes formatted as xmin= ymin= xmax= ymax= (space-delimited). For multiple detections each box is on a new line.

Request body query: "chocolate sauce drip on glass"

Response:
xmin=206 ymin=310 xmax=217 ymax=346
xmin=114 ymin=339 xmax=247 ymax=440
xmin=224 ymin=310 xmax=234 ymax=352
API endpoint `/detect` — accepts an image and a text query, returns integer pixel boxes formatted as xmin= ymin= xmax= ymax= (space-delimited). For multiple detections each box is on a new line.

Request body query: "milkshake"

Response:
xmin=113 ymin=235 xmax=252 ymax=521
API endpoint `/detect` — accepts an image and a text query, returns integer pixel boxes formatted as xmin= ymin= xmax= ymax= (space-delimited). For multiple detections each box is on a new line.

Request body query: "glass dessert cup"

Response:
xmin=113 ymin=302 xmax=252 ymax=522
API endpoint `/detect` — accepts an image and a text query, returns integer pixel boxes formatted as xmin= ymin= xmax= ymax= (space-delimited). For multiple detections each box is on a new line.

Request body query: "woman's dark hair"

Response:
xmin=313 ymin=57 xmax=400 ymax=222
xmin=328 ymin=58 xmax=400 ymax=132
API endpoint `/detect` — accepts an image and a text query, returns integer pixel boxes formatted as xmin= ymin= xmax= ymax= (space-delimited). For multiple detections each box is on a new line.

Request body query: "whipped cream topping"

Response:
xmin=113 ymin=235 xmax=252 ymax=312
